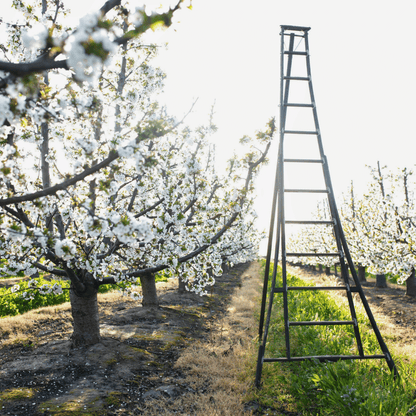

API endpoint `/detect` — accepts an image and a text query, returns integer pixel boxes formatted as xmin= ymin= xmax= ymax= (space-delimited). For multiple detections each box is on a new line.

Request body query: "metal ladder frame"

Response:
xmin=255 ymin=25 xmax=397 ymax=387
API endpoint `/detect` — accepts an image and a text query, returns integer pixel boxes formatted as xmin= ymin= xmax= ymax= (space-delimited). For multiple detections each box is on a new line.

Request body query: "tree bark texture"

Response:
xmin=140 ymin=273 xmax=159 ymax=307
xmin=376 ymin=274 xmax=387 ymax=288
xmin=178 ymin=276 xmax=187 ymax=293
xmin=406 ymin=269 xmax=416 ymax=297
xmin=70 ymin=287 xmax=100 ymax=347
xmin=357 ymin=266 xmax=367 ymax=283
xmin=325 ymin=266 xmax=331 ymax=276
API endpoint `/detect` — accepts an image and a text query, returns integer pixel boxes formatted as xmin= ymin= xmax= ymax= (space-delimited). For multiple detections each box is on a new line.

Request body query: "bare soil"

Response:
xmin=2 ymin=262 xmax=415 ymax=416
xmin=0 ymin=262 xmax=262 ymax=416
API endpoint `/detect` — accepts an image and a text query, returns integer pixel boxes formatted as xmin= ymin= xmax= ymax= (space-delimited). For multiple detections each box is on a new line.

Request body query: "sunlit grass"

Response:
xmin=247 ymin=261 xmax=416 ymax=415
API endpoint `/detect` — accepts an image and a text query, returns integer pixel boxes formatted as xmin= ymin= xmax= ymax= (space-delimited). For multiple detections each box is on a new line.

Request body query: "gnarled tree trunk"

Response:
xmin=140 ymin=273 xmax=159 ymax=307
xmin=376 ymin=274 xmax=387 ymax=288
xmin=406 ymin=269 xmax=416 ymax=297
xmin=70 ymin=287 xmax=100 ymax=347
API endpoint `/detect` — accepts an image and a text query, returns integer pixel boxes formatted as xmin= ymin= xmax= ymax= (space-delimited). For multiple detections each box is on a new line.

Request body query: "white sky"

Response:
xmin=3 ymin=0 xmax=416 ymax=253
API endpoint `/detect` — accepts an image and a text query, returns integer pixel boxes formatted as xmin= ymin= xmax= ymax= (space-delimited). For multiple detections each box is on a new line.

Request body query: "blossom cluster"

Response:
xmin=0 ymin=0 xmax=270 ymax=304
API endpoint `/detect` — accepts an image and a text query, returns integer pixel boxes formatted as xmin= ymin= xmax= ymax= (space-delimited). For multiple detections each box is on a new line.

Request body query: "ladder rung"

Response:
xmin=283 ymin=76 xmax=310 ymax=81
xmin=284 ymin=130 xmax=318 ymax=135
xmin=290 ymin=320 xmax=354 ymax=326
xmin=284 ymin=51 xmax=308 ymax=56
xmin=284 ymin=158 xmax=323 ymax=163
xmin=284 ymin=103 xmax=314 ymax=108
xmin=284 ymin=189 xmax=328 ymax=193
xmin=281 ymin=25 xmax=311 ymax=32
xmin=264 ymin=354 xmax=386 ymax=363
xmin=285 ymin=220 xmax=333 ymax=225
xmin=274 ymin=286 xmax=359 ymax=292
xmin=286 ymin=252 xmax=339 ymax=257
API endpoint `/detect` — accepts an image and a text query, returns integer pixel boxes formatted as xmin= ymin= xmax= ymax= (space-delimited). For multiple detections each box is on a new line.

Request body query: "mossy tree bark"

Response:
xmin=140 ymin=272 xmax=159 ymax=307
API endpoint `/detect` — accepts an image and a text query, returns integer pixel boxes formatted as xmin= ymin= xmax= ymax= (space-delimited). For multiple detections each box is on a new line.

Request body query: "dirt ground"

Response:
xmin=0 ymin=262 xmax=262 ymax=416
xmin=1 ymin=262 xmax=416 ymax=416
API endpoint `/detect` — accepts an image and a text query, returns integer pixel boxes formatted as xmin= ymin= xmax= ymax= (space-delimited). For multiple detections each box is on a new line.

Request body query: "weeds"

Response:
xmin=248 ymin=262 xmax=416 ymax=415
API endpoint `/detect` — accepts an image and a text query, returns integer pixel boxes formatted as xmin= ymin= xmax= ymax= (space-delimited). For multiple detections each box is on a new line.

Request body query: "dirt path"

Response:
xmin=0 ymin=262 xmax=262 ymax=416
xmin=287 ymin=265 xmax=416 ymax=357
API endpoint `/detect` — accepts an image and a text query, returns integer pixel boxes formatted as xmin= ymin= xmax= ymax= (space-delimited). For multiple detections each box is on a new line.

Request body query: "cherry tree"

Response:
xmin=0 ymin=0 xmax=275 ymax=346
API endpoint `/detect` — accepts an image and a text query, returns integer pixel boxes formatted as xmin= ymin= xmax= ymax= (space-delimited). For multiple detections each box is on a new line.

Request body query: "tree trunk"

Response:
xmin=140 ymin=273 xmax=159 ymax=307
xmin=325 ymin=266 xmax=331 ymax=276
xmin=357 ymin=265 xmax=366 ymax=283
xmin=406 ymin=269 xmax=416 ymax=297
xmin=376 ymin=274 xmax=387 ymax=288
xmin=70 ymin=287 xmax=100 ymax=347
xmin=178 ymin=276 xmax=187 ymax=293
xmin=318 ymin=264 xmax=323 ymax=273
xmin=334 ymin=264 xmax=338 ymax=277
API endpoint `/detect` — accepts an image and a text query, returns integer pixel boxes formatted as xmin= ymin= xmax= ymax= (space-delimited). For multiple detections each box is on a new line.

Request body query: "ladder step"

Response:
xmin=284 ymin=51 xmax=308 ymax=56
xmin=284 ymin=158 xmax=323 ymax=163
xmin=284 ymin=103 xmax=314 ymax=108
xmin=284 ymin=130 xmax=318 ymax=135
xmin=286 ymin=252 xmax=339 ymax=257
xmin=274 ymin=286 xmax=359 ymax=292
xmin=290 ymin=320 xmax=354 ymax=326
xmin=281 ymin=25 xmax=311 ymax=32
xmin=284 ymin=189 xmax=328 ymax=193
xmin=264 ymin=354 xmax=385 ymax=363
xmin=283 ymin=76 xmax=310 ymax=81
xmin=286 ymin=220 xmax=333 ymax=225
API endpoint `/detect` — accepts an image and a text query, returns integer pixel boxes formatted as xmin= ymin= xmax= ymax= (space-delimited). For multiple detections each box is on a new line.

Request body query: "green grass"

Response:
xmin=249 ymin=262 xmax=416 ymax=415
xmin=0 ymin=271 xmax=170 ymax=318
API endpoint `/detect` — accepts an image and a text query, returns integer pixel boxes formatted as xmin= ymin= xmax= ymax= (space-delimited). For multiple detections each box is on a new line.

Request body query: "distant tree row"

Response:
xmin=287 ymin=162 xmax=416 ymax=297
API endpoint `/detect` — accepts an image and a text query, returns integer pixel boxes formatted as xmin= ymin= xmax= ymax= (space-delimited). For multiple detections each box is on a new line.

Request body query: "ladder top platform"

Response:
xmin=281 ymin=25 xmax=311 ymax=32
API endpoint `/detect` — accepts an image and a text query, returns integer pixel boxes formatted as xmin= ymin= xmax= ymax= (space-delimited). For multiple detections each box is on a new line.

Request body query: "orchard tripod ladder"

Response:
xmin=255 ymin=25 xmax=397 ymax=387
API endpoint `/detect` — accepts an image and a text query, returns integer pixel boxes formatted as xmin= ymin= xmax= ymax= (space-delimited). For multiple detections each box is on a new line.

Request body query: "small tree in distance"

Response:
xmin=0 ymin=0 xmax=274 ymax=346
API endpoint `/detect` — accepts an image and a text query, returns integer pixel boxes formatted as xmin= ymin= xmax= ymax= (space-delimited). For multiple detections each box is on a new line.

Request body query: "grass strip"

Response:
xmin=0 ymin=272 xmax=169 ymax=318
xmin=245 ymin=261 xmax=416 ymax=415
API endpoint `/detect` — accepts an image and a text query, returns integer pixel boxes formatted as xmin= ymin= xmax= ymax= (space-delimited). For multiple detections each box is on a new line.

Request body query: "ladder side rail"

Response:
xmin=329 ymin=192 xmax=398 ymax=375
xmin=258 ymin=147 xmax=280 ymax=340
xmin=255 ymin=27 xmax=291 ymax=387
xmin=303 ymin=31 xmax=365 ymax=357
xmin=281 ymin=33 xmax=296 ymax=131
xmin=255 ymin=173 xmax=284 ymax=386
xmin=255 ymin=217 xmax=282 ymax=386
xmin=280 ymin=31 xmax=297 ymax=361
xmin=258 ymin=29 xmax=294 ymax=340
xmin=322 ymin=154 xmax=398 ymax=375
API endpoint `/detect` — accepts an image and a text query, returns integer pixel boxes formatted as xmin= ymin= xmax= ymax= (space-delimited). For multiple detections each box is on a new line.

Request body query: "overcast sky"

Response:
xmin=3 ymin=0 xmax=416 ymax=252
